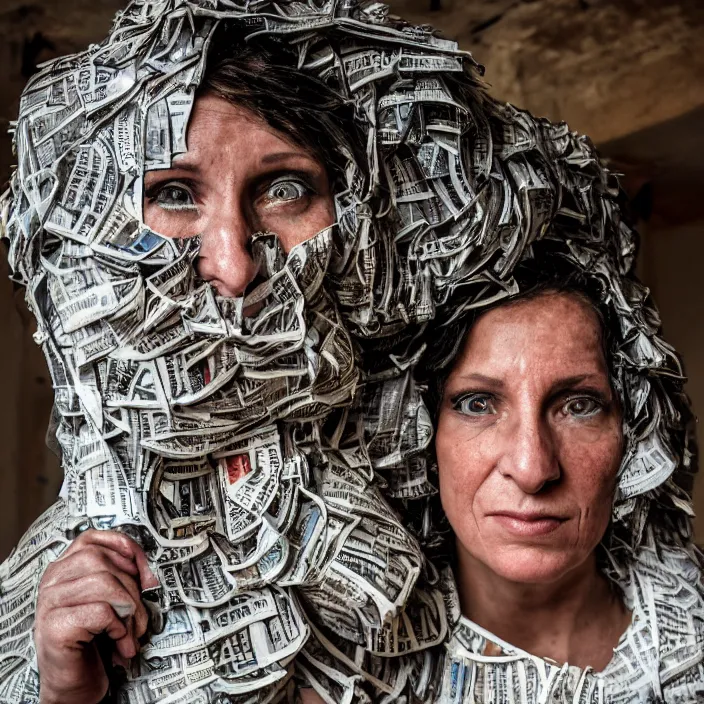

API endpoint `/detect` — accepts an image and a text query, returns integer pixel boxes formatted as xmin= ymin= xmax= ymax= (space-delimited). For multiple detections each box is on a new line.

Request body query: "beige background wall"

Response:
xmin=1 ymin=0 xmax=703 ymax=559
xmin=640 ymin=220 xmax=704 ymax=536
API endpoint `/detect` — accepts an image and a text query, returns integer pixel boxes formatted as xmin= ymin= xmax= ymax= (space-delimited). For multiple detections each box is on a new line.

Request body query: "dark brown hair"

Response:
xmin=420 ymin=249 xmax=617 ymax=421
xmin=200 ymin=25 xmax=366 ymax=190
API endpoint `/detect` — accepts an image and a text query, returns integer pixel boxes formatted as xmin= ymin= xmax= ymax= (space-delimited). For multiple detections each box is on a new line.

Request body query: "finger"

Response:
xmin=60 ymin=529 xmax=136 ymax=558
xmin=61 ymin=530 xmax=158 ymax=589
xmin=46 ymin=544 xmax=139 ymax=588
xmin=114 ymin=616 xmax=138 ymax=660
xmin=39 ymin=571 xmax=150 ymax=638
xmin=37 ymin=603 xmax=129 ymax=656
xmin=59 ymin=529 xmax=142 ymax=565
xmin=132 ymin=546 xmax=159 ymax=590
xmin=112 ymin=650 xmax=130 ymax=670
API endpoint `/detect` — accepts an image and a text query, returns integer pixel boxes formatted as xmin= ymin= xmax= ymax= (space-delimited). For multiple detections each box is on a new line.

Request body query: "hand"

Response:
xmin=35 ymin=529 xmax=159 ymax=704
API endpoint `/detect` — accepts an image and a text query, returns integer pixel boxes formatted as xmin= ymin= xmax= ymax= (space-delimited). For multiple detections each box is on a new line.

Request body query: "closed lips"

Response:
xmin=489 ymin=512 xmax=567 ymax=536
xmin=490 ymin=512 xmax=566 ymax=521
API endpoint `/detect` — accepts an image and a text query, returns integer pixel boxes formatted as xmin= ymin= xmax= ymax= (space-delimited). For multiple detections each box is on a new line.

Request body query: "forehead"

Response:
xmin=176 ymin=93 xmax=300 ymax=158
xmin=451 ymin=292 xmax=608 ymax=379
xmin=187 ymin=94 xmax=265 ymax=128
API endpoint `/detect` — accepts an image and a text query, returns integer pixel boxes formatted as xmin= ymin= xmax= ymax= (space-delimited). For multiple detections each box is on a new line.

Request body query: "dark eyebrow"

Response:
xmin=450 ymin=372 xmax=608 ymax=396
xmin=260 ymin=150 xmax=316 ymax=165
xmin=146 ymin=159 xmax=200 ymax=176
xmin=546 ymin=374 xmax=610 ymax=398
xmin=451 ymin=373 xmax=505 ymax=390
xmin=147 ymin=151 xmax=316 ymax=175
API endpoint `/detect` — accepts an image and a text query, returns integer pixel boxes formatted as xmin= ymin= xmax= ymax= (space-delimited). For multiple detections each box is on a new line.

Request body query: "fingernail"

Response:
xmin=113 ymin=603 xmax=136 ymax=619
xmin=145 ymin=568 xmax=159 ymax=589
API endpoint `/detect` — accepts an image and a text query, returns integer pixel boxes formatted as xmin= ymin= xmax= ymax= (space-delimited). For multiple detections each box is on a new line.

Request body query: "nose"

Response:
xmin=195 ymin=208 xmax=258 ymax=298
xmin=498 ymin=413 xmax=560 ymax=494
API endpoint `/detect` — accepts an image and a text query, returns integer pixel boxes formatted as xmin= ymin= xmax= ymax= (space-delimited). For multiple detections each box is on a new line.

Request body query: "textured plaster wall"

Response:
xmin=640 ymin=221 xmax=704 ymax=538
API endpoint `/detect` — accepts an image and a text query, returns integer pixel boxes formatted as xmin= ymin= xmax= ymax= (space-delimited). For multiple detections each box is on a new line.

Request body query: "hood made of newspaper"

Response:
xmin=0 ymin=1 xmax=701 ymax=703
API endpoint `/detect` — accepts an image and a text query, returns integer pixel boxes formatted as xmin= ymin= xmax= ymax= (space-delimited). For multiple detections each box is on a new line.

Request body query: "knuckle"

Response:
xmin=34 ymin=600 xmax=48 ymax=620
xmin=96 ymin=566 xmax=120 ymax=580
xmin=113 ymin=532 xmax=137 ymax=553
xmin=38 ymin=563 xmax=58 ymax=587
xmin=93 ymin=602 xmax=115 ymax=622
xmin=55 ymin=625 xmax=76 ymax=649
xmin=84 ymin=570 xmax=119 ymax=592
xmin=35 ymin=586 xmax=51 ymax=611
xmin=81 ymin=542 xmax=102 ymax=558
xmin=37 ymin=575 xmax=60 ymax=606
xmin=95 ymin=570 xmax=136 ymax=597
xmin=85 ymin=528 xmax=136 ymax=555
xmin=80 ymin=544 xmax=109 ymax=567
xmin=74 ymin=528 xmax=99 ymax=544
xmin=38 ymin=612 xmax=69 ymax=647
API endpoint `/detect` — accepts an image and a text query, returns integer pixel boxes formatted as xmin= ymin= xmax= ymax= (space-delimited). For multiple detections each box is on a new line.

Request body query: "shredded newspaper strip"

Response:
xmin=0 ymin=1 xmax=702 ymax=702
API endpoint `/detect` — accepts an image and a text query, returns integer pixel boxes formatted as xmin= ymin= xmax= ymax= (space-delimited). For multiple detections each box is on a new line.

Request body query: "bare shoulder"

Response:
xmin=298 ymin=688 xmax=326 ymax=704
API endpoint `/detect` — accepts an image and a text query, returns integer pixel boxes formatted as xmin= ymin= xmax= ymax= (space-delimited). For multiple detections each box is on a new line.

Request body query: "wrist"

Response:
xmin=39 ymin=691 xmax=63 ymax=704
xmin=39 ymin=684 xmax=106 ymax=704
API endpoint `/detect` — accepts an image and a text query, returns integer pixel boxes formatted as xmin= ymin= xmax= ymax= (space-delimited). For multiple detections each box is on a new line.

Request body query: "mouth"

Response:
xmin=489 ymin=512 xmax=567 ymax=538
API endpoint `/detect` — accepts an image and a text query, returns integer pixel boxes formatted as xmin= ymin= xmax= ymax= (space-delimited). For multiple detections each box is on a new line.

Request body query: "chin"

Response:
xmin=486 ymin=545 xmax=580 ymax=585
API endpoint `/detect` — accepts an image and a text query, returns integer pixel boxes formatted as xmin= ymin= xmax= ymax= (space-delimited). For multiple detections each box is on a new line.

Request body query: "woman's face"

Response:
xmin=436 ymin=292 xmax=623 ymax=585
xmin=143 ymin=93 xmax=335 ymax=298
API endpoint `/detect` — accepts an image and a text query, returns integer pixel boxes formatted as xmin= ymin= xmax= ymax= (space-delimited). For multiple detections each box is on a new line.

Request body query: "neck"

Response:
xmin=456 ymin=549 xmax=629 ymax=670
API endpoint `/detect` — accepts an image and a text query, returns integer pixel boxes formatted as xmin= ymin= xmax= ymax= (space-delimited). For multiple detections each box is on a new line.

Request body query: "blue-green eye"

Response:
xmin=453 ymin=393 xmax=496 ymax=416
xmin=265 ymin=179 xmax=309 ymax=203
xmin=563 ymin=396 xmax=602 ymax=417
xmin=151 ymin=183 xmax=197 ymax=212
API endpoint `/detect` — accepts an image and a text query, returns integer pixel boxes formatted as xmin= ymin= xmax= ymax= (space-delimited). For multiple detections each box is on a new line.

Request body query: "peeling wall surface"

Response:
xmin=390 ymin=0 xmax=704 ymax=144
xmin=1 ymin=0 xmax=703 ymax=559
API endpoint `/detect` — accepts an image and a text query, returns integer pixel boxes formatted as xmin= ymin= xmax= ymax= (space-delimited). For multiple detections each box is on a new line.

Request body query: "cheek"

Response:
xmin=142 ymin=203 xmax=166 ymax=234
xmin=560 ymin=425 xmax=622 ymax=531
xmin=143 ymin=205 xmax=199 ymax=240
xmin=269 ymin=197 xmax=335 ymax=251
xmin=436 ymin=415 xmax=490 ymax=523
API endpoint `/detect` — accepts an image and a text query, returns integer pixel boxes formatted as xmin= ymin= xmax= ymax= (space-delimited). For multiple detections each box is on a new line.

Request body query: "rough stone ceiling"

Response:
xmin=388 ymin=0 xmax=704 ymax=144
